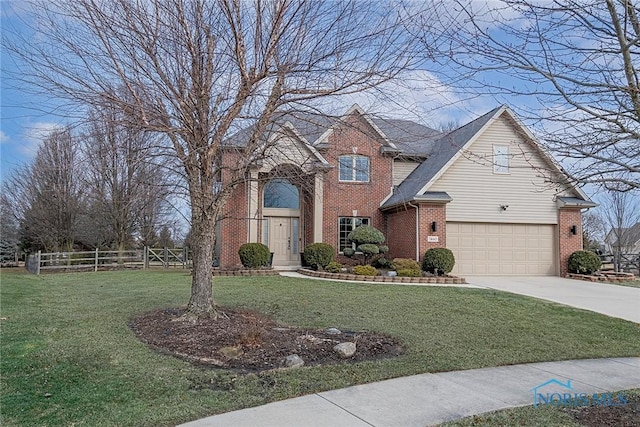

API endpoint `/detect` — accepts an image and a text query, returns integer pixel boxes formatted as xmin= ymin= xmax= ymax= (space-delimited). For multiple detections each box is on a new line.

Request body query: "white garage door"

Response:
xmin=447 ymin=222 xmax=556 ymax=276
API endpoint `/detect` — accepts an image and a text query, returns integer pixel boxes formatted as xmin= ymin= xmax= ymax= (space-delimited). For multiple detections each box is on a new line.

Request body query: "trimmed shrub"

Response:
xmin=352 ymin=265 xmax=378 ymax=276
xmin=357 ymin=243 xmax=380 ymax=257
xmin=392 ymin=258 xmax=421 ymax=271
xmin=303 ymin=243 xmax=335 ymax=270
xmin=238 ymin=243 xmax=271 ymax=268
xmin=371 ymin=256 xmax=394 ymax=269
xmin=568 ymin=250 xmax=601 ymax=274
xmin=347 ymin=225 xmax=385 ymax=246
xmin=378 ymin=245 xmax=389 ymax=254
xmin=396 ymin=268 xmax=422 ymax=277
xmin=325 ymin=261 xmax=343 ymax=273
xmin=342 ymin=247 xmax=356 ymax=257
xmin=422 ymin=248 xmax=455 ymax=276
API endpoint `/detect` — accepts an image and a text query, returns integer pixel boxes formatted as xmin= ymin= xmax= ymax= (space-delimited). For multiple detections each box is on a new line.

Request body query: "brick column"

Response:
xmin=558 ymin=208 xmax=583 ymax=276
xmin=418 ymin=203 xmax=447 ymax=259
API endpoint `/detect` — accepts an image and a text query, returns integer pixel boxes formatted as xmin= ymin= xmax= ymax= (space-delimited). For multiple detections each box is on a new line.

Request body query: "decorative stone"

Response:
xmin=219 ymin=346 xmax=244 ymax=359
xmin=326 ymin=327 xmax=342 ymax=335
xmin=283 ymin=354 xmax=304 ymax=368
xmin=333 ymin=342 xmax=356 ymax=358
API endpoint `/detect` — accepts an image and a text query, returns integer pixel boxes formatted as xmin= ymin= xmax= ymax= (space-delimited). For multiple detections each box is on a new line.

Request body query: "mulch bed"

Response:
xmin=130 ymin=307 xmax=404 ymax=372
xmin=564 ymin=394 xmax=640 ymax=427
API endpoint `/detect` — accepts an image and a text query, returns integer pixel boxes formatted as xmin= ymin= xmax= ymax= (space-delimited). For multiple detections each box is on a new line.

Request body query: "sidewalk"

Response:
xmin=178 ymin=357 xmax=640 ymax=427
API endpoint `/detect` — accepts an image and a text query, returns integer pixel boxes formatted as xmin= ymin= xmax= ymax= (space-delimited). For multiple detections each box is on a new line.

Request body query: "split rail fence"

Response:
xmin=25 ymin=247 xmax=191 ymax=275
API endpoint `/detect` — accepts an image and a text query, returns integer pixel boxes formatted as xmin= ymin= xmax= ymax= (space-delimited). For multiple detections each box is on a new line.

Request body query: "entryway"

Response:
xmin=267 ymin=216 xmax=300 ymax=268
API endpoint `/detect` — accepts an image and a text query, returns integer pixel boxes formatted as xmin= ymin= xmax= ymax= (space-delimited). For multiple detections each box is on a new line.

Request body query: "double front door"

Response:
xmin=268 ymin=217 xmax=300 ymax=267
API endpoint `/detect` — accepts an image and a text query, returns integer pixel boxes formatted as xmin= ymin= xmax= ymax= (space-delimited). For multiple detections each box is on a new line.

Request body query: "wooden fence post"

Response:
xmin=36 ymin=250 xmax=41 ymax=275
xmin=163 ymin=247 xmax=168 ymax=269
xmin=95 ymin=248 xmax=99 ymax=272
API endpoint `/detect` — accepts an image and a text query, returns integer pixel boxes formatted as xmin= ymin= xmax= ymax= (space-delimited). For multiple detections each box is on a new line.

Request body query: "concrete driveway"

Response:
xmin=466 ymin=276 xmax=640 ymax=323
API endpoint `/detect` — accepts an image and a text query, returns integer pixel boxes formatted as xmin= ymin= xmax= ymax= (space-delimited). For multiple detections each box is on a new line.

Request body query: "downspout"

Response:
xmin=408 ymin=201 xmax=420 ymax=262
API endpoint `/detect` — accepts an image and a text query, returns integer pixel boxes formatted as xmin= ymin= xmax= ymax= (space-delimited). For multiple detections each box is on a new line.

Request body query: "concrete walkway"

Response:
xmin=178 ymin=357 xmax=640 ymax=427
xmin=466 ymin=276 xmax=640 ymax=324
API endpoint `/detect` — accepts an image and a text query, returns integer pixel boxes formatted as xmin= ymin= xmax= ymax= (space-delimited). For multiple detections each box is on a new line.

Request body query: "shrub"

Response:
xmin=568 ymin=250 xmax=601 ymax=274
xmin=342 ymin=247 xmax=355 ymax=257
xmin=352 ymin=265 xmax=378 ymax=276
xmin=347 ymin=225 xmax=385 ymax=246
xmin=325 ymin=261 xmax=343 ymax=273
xmin=303 ymin=243 xmax=335 ymax=270
xmin=392 ymin=258 xmax=421 ymax=271
xmin=371 ymin=256 xmax=394 ymax=269
xmin=378 ymin=245 xmax=389 ymax=254
xmin=422 ymin=248 xmax=455 ymax=276
xmin=357 ymin=243 xmax=380 ymax=257
xmin=396 ymin=268 xmax=422 ymax=277
xmin=238 ymin=243 xmax=271 ymax=268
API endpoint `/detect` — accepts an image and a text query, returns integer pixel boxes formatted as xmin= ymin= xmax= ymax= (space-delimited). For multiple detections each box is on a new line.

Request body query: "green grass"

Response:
xmin=438 ymin=389 xmax=640 ymax=426
xmin=2 ymin=270 xmax=640 ymax=427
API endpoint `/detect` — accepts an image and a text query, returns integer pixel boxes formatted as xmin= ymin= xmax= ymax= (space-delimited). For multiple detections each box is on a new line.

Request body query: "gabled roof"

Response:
xmin=606 ymin=222 xmax=640 ymax=246
xmin=227 ymin=105 xmax=441 ymax=157
xmin=381 ymin=106 xmax=502 ymax=209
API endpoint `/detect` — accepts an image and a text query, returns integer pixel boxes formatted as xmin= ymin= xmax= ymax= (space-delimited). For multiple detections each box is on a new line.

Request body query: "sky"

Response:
xmin=1 ymin=0 xmax=637 ymax=213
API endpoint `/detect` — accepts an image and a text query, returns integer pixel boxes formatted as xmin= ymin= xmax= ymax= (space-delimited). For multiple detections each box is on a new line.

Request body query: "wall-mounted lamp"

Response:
xmin=570 ymin=225 xmax=577 ymax=235
xmin=500 ymin=205 xmax=509 ymax=211
xmin=431 ymin=221 xmax=437 ymax=232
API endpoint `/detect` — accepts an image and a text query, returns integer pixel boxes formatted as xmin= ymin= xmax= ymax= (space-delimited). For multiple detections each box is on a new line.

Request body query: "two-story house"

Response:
xmin=216 ymin=104 xmax=595 ymax=276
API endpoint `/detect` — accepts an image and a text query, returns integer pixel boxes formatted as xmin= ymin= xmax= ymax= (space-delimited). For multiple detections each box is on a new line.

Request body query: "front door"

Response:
xmin=269 ymin=217 xmax=300 ymax=267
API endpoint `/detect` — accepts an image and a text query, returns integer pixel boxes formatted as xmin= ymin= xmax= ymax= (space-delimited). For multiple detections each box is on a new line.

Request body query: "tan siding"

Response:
xmin=429 ymin=115 xmax=562 ymax=224
xmin=393 ymin=160 xmax=420 ymax=186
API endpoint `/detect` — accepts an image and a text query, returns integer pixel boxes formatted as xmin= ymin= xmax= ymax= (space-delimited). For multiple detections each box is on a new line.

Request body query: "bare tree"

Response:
xmin=417 ymin=0 xmax=640 ymax=191
xmin=2 ymin=128 xmax=83 ymax=252
xmin=602 ymin=189 xmax=640 ymax=272
xmin=81 ymin=106 xmax=172 ymax=252
xmin=4 ymin=0 xmax=422 ymax=318
xmin=582 ymin=210 xmax=606 ymax=252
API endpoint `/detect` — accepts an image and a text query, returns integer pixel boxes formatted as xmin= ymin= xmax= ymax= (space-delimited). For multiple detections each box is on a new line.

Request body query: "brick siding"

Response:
xmin=558 ymin=208 xmax=584 ymax=276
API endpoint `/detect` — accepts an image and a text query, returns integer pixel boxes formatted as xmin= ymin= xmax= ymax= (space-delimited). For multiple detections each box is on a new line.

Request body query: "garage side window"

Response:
xmin=493 ymin=145 xmax=509 ymax=174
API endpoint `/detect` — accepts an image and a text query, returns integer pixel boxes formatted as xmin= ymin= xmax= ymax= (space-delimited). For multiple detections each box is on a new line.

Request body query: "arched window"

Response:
xmin=263 ymin=178 xmax=299 ymax=209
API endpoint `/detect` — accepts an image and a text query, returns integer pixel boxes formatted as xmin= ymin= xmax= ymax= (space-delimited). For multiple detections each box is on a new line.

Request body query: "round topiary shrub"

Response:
xmin=325 ymin=261 xmax=343 ymax=273
xmin=371 ymin=256 xmax=394 ymax=269
xmin=347 ymin=225 xmax=385 ymax=246
xmin=352 ymin=265 xmax=378 ymax=276
xmin=238 ymin=243 xmax=271 ymax=268
xmin=378 ymin=245 xmax=389 ymax=254
xmin=303 ymin=243 xmax=335 ymax=270
xmin=357 ymin=243 xmax=380 ymax=257
xmin=422 ymin=248 xmax=455 ymax=276
xmin=568 ymin=250 xmax=601 ymax=274
xmin=342 ymin=247 xmax=355 ymax=257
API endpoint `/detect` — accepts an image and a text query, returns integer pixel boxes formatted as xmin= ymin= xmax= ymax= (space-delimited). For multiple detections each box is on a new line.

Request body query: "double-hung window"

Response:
xmin=339 ymin=155 xmax=370 ymax=182
xmin=338 ymin=217 xmax=370 ymax=252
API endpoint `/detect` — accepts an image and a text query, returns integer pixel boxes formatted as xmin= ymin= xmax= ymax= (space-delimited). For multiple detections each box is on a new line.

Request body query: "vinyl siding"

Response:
xmin=429 ymin=114 xmax=567 ymax=224
xmin=393 ymin=160 xmax=420 ymax=186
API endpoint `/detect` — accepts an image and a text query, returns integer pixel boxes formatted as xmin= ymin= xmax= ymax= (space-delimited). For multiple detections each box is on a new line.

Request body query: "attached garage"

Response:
xmin=447 ymin=222 xmax=557 ymax=276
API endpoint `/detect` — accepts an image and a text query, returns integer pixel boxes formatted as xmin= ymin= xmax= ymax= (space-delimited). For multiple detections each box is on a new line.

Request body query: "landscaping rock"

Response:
xmin=283 ymin=354 xmax=304 ymax=368
xmin=219 ymin=346 xmax=244 ymax=359
xmin=326 ymin=327 xmax=342 ymax=335
xmin=333 ymin=342 xmax=356 ymax=358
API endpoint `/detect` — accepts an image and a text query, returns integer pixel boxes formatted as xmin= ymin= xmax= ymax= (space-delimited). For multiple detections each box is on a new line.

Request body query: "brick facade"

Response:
xmin=386 ymin=206 xmax=417 ymax=260
xmin=417 ymin=203 xmax=447 ymax=258
xmin=320 ymin=114 xmax=393 ymax=251
xmin=558 ymin=208 xmax=584 ymax=276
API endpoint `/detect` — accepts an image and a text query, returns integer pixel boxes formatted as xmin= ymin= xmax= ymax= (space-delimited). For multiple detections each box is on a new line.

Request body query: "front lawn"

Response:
xmin=2 ymin=270 xmax=640 ymax=426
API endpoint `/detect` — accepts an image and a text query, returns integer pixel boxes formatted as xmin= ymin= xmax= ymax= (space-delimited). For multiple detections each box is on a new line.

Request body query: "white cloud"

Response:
xmin=19 ymin=122 xmax=63 ymax=157
xmin=0 ymin=130 xmax=9 ymax=143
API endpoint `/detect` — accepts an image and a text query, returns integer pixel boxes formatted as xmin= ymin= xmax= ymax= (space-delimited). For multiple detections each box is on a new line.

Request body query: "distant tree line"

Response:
xmin=1 ymin=106 xmax=180 ymax=254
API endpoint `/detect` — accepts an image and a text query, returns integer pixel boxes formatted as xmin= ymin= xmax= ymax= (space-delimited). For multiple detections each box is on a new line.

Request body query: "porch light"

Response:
xmin=431 ymin=221 xmax=437 ymax=232
xmin=570 ymin=225 xmax=577 ymax=235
